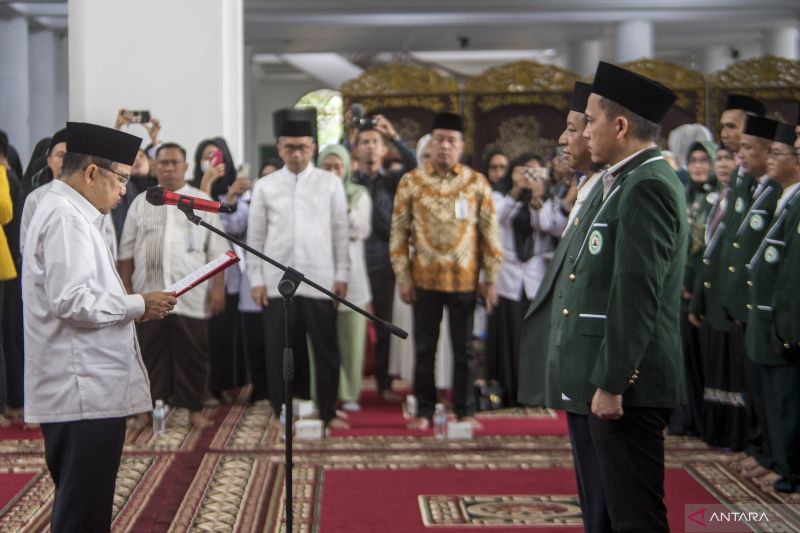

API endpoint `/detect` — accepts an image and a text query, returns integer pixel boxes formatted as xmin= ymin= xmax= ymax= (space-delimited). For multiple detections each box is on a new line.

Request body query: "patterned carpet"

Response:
xmin=0 ymin=391 xmax=798 ymax=532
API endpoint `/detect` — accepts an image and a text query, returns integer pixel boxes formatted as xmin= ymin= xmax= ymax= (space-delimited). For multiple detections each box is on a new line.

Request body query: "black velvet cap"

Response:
xmin=724 ymin=94 xmax=766 ymax=116
xmin=743 ymin=115 xmax=778 ymax=141
xmin=431 ymin=112 xmax=464 ymax=133
xmin=569 ymin=82 xmax=592 ymax=113
xmin=772 ymin=121 xmax=796 ymax=146
xmin=48 ymin=128 xmax=67 ymax=154
xmin=66 ymin=122 xmax=140 ymax=166
xmin=590 ymin=61 xmax=676 ymax=123
xmin=278 ymin=120 xmax=313 ymax=138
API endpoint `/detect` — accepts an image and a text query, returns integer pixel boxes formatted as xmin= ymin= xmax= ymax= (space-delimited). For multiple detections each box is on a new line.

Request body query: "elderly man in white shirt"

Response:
xmin=22 ymin=122 xmax=176 ymax=533
xmin=248 ymin=120 xmax=349 ymax=428
xmin=118 ymin=142 xmax=228 ymax=430
xmin=20 ymin=128 xmax=118 ymax=260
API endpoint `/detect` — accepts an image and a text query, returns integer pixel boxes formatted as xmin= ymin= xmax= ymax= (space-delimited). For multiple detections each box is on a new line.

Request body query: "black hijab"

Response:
xmin=192 ymin=137 xmax=236 ymax=200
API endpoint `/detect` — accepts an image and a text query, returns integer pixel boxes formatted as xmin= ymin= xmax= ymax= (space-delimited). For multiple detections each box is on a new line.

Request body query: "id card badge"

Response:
xmin=455 ymin=195 xmax=468 ymax=221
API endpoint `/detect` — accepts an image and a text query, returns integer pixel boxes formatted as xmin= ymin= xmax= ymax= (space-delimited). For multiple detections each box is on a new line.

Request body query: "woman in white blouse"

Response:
xmin=485 ymin=153 xmax=568 ymax=406
xmin=318 ymin=145 xmax=372 ymax=412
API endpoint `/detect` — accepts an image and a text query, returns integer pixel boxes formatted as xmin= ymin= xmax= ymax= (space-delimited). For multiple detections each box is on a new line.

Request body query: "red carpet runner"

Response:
xmin=0 ymin=389 xmax=797 ymax=531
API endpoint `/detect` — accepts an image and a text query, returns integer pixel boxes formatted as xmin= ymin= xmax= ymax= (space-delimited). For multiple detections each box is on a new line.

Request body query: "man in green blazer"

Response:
xmin=718 ymin=115 xmax=780 ymax=480
xmin=559 ymin=61 xmax=686 ymax=532
xmin=518 ymin=80 xmax=610 ymax=532
xmin=688 ymin=95 xmax=767 ymax=455
xmin=745 ymin=120 xmax=800 ymax=493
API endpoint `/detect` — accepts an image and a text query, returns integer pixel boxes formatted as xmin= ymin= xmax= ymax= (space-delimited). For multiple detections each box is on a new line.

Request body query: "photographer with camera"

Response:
xmin=485 ymin=153 xmax=568 ymax=407
xmin=350 ymin=112 xmax=417 ymax=403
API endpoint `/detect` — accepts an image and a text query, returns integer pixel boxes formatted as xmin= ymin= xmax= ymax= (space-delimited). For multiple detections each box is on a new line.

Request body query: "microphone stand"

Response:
xmin=175 ymin=199 xmax=407 ymax=533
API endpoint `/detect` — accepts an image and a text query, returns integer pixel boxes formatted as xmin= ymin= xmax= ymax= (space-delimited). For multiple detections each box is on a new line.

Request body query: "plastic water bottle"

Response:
xmin=152 ymin=400 xmax=167 ymax=436
xmin=433 ymin=403 xmax=447 ymax=440
xmin=279 ymin=404 xmax=287 ymax=441
xmin=403 ymin=395 xmax=417 ymax=420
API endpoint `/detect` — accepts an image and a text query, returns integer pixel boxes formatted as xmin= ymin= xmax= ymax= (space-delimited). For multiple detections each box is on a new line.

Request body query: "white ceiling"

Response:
xmin=2 ymin=0 xmax=799 ymax=84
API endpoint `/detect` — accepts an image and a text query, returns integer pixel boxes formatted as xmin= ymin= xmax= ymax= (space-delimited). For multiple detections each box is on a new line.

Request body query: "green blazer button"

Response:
xmin=728 ymin=266 xmax=736 ymax=272
xmin=562 ymin=308 xmax=569 ymax=317
xmin=704 ymin=282 xmax=711 ymax=288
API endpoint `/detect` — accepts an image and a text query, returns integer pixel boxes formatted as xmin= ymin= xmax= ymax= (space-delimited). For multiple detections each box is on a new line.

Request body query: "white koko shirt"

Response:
xmin=22 ymin=180 xmax=151 ymax=423
xmin=21 ymin=180 xmax=118 ymax=260
xmin=118 ymin=184 xmax=230 ymax=319
xmin=246 ymin=164 xmax=350 ymax=300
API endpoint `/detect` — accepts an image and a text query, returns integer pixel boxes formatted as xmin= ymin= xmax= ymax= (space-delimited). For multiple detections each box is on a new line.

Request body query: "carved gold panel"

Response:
xmin=710 ymin=55 xmax=800 ymax=125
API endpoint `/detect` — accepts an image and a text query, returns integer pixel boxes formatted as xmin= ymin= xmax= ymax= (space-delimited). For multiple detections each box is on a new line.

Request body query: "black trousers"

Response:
xmin=137 ymin=314 xmax=209 ymax=412
xmin=208 ymin=293 xmax=247 ymax=395
xmin=586 ymin=406 xmax=672 ymax=533
xmin=368 ymin=266 xmax=395 ymax=392
xmin=566 ymin=412 xmax=612 ymax=533
xmin=760 ymin=364 xmax=800 ymax=493
xmin=241 ymin=311 xmax=268 ymax=402
xmin=485 ymin=295 xmax=528 ymax=407
xmin=41 ymin=417 xmax=126 ymax=533
xmin=2 ymin=276 xmax=24 ymax=408
xmin=736 ymin=323 xmax=773 ymax=469
xmin=262 ymin=296 xmax=340 ymax=423
xmin=413 ymin=289 xmax=476 ymax=419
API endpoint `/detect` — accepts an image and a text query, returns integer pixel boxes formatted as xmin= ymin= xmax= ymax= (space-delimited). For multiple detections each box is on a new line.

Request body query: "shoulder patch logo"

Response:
xmin=764 ymin=245 xmax=779 ymax=264
xmin=588 ymin=230 xmax=603 ymax=255
xmin=749 ymin=214 xmax=765 ymax=231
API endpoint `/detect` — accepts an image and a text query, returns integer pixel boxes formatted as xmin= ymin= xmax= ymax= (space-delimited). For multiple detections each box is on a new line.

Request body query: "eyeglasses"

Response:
xmin=281 ymin=144 xmax=313 ymax=154
xmin=97 ymin=166 xmax=130 ymax=186
xmin=156 ymin=159 xmax=183 ymax=168
xmin=687 ymin=157 xmax=710 ymax=165
xmin=768 ymin=148 xmax=797 ymax=159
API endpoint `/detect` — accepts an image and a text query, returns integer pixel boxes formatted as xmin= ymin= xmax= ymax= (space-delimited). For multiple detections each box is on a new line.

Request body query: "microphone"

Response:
xmin=145 ymin=186 xmax=233 ymax=214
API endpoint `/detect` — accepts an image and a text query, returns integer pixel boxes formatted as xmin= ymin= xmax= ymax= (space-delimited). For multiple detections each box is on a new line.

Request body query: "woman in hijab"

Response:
xmin=192 ymin=137 xmax=250 ymax=404
xmin=485 ymin=153 xmax=567 ymax=406
xmin=318 ymin=144 xmax=372 ymax=412
xmin=669 ymin=140 xmax=717 ymax=437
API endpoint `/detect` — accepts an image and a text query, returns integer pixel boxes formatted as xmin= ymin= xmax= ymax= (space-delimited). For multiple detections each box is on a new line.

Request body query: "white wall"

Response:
xmin=68 ymin=0 xmax=243 ymax=165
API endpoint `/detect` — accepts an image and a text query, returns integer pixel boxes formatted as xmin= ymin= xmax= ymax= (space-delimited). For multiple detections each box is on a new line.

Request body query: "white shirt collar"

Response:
xmin=50 ymin=179 xmax=103 ymax=226
xmin=606 ymin=144 xmax=657 ymax=176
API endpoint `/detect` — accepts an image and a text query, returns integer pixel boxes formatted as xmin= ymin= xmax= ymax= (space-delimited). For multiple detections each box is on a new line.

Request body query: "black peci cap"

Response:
xmin=743 ymin=115 xmax=778 ymax=141
xmin=590 ymin=61 xmax=676 ymax=123
xmin=431 ymin=112 xmax=464 ymax=133
xmin=569 ymin=81 xmax=593 ymax=113
xmin=66 ymin=122 xmax=141 ymax=166
xmin=772 ymin=121 xmax=796 ymax=147
xmin=724 ymin=94 xmax=767 ymax=116
xmin=278 ymin=120 xmax=313 ymax=138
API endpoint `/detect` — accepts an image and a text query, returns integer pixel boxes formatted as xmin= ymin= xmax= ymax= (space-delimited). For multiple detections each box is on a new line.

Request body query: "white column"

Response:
xmin=0 ymin=16 xmax=31 ymax=164
xmin=243 ymin=46 xmax=257 ymax=172
xmin=68 ymin=0 xmax=244 ymax=162
xmin=54 ymin=32 xmax=69 ymax=130
xmin=614 ymin=20 xmax=653 ymax=63
xmin=764 ymin=23 xmax=799 ymax=60
xmin=29 ymin=30 xmax=59 ymax=148
xmin=567 ymin=39 xmax=601 ymax=77
xmin=700 ymin=45 xmax=733 ymax=75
